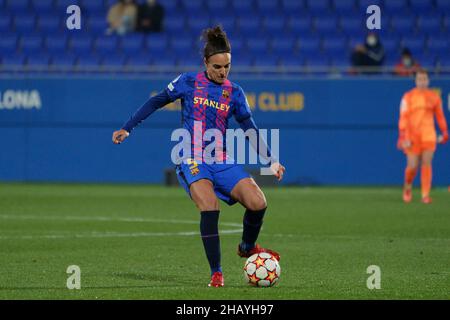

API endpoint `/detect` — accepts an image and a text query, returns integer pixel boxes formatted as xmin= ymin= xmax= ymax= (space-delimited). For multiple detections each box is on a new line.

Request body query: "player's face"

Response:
xmin=415 ymin=73 xmax=429 ymax=89
xmin=204 ymin=53 xmax=231 ymax=84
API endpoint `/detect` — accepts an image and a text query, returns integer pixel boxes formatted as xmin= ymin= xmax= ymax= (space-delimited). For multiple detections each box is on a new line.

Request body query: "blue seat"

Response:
xmin=101 ymin=53 xmax=127 ymax=67
xmin=154 ymin=55 xmax=177 ymax=67
xmin=402 ymin=36 xmax=427 ymax=53
xmin=45 ymin=35 xmax=67 ymax=54
xmin=418 ymin=14 xmax=443 ymax=34
xmin=51 ymin=54 xmax=76 ymax=68
xmin=246 ymin=39 xmax=268 ymax=53
xmin=271 ymin=37 xmax=298 ymax=55
xmin=207 ymin=0 xmax=227 ymax=11
xmin=88 ymin=16 xmax=109 ymax=34
xmin=27 ymin=53 xmax=50 ymax=66
xmin=390 ymin=15 xmax=417 ymax=33
xmin=30 ymin=0 xmax=54 ymax=12
xmin=279 ymin=54 xmax=305 ymax=67
xmin=314 ymin=16 xmax=338 ymax=33
xmin=38 ymin=15 xmax=61 ymax=32
xmin=79 ymin=0 xmax=105 ymax=15
xmin=157 ymin=0 xmax=177 ymax=11
xmin=178 ymin=54 xmax=202 ymax=67
xmin=322 ymin=37 xmax=348 ymax=54
xmin=170 ymin=38 xmax=192 ymax=52
xmin=231 ymin=0 xmax=253 ymax=12
xmin=120 ymin=35 xmax=145 ymax=54
xmin=14 ymin=14 xmax=36 ymax=33
xmin=415 ymin=53 xmax=436 ymax=68
xmin=409 ymin=0 xmax=436 ymax=12
xmin=258 ymin=0 xmax=281 ymax=13
xmin=330 ymin=54 xmax=350 ymax=67
xmin=94 ymin=36 xmax=119 ymax=54
xmin=0 ymin=34 xmax=18 ymax=53
xmin=20 ymin=35 xmax=42 ymax=53
xmin=436 ymin=56 xmax=450 ymax=68
xmin=333 ymin=0 xmax=356 ymax=13
xmin=187 ymin=18 xmax=211 ymax=34
xmin=230 ymin=38 xmax=245 ymax=55
xmin=358 ymin=0 xmax=382 ymax=11
xmin=69 ymin=35 xmax=93 ymax=54
xmin=382 ymin=38 xmax=401 ymax=53
xmin=304 ymin=54 xmax=331 ymax=67
xmin=340 ymin=17 xmax=363 ymax=34
xmin=55 ymin=0 xmax=80 ymax=10
xmin=281 ymin=0 xmax=304 ymax=12
xmin=306 ymin=0 xmax=330 ymax=13
xmin=1 ymin=54 xmax=26 ymax=66
xmin=436 ymin=0 xmax=450 ymax=11
xmin=427 ymin=37 xmax=449 ymax=54
xmin=253 ymin=55 xmax=279 ymax=67
xmin=6 ymin=0 xmax=29 ymax=12
xmin=288 ymin=16 xmax=312 ymax=33
xmin=383 ymin=0 xmax=409 ymax=14
xmin=164 ymin=17 xmax=186 ymax=33
xmin=238 ymin=18 xmax=260 ymax=34
xmin=180 ymin=0 xmax=203 ymax=10
xmin=231 ymin=55 xmax=253 ymax=67
xmin=211 ymin=16 xmax=236 ymax=33
xmin=146 ymin=34 xmax=169 ymax=54
xmin=262 ymin=16 xmax=285 ymax=34
xmin=76 ymin=54 xmax=101 ymax=68
xmin=298 ymin=37 xmax=321 ymax=54
xmin=0 ymin=14 xmax=12 ymax=32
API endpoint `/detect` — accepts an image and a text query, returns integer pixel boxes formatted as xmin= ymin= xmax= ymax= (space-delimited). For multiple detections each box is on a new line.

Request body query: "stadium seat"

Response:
xmin=258 ymin=0 xmax=281 ymax=14
xmin=51 ymin=54 xmax=76 ymax=68
xmin=390 ymin=15 xmax=418 ymax=33
xmin=246 ymin=39 xmax=269 ymax=54
xmin=178 ymin=54 xmax=203 ymax=67
xmin=333 ymin=0 xmax=356 ymax=14
xmin=436 ymin=0 xmax=450 ymax=11
xmin=69 ymin=35 xmax=93 ymax=54
xmin=20 ymin=35 xmax=43 ymax=54
xmin=45 ymin=35 xmax=68 ymax=54
xmin=0 ymin=14 xmax=11 ymax=32
xmin=30 ymin=0 xmax=54 ymax=13
xmin=207 ymin=0 xmax=227 ymax=12
xmin=38 ymin=15 xmax=61 ymax=33
xmin=101 ymin=53 xmax=127 ymax=67
xmin=383 ymin=0 xmax=409 ymax=14
xmin=187 ymin=18 xmax=212 ymax=34
xmin=14 ymin=14 xmax=36 ymax=33
xmin=271 ymin=37 xmax=298 ymax=56
xmin=306 ymin=0 xmax=330 ymax=13
xmin=382 ymin=38 xmax=401 ymax=54
xmin=6 ymin=0 xmax=30 ymax=12
xmin=76 ymin=54 xmax=101 ymax=68
xmin=298 ymin=37 xmax=321 ymax=54
xmin=211 ymin=16 xmax=236 ymax=34
xmin=281 ymin=0 xmax=304 ymax=12
xmin=164 ymin=16 xmax=186 ymax=33
xmin=0 ymin=34 xmax=18 ymax=54
xmin=262 ymin=15 xmax=285 ymax=35
xmin=287 ymin=16 xmax=313 ymax=34
xmin=146 ymin=34 xmax=169 ymax=54
xmin=238 ymin=18 xmax=260 ymax=36
xmin=322 ymin=37 xmax=348 ymax=54
xmin=340 ymin=17 xmax=363 ymax=35
xmin=88 ymin=16 xmax=109 ymax=34
xmin=279 ymin=54 xmax=305 ymax=68
xmin=415 ymin=53 xmax=436 ymax=68
xmin=304 ymin=54 xmax=331 ymax=68
xmin=55 ymin=0 xmax=80 ymax=11
xmin=79 ymin=0 xmax=105 ymax=15
xmin=170 ymin=38 xmax=192 ymax=52
xmin=358 ymin=0 xmax=382 ymax=11
xmin=1 ymin=54 xmax=26 ymax=67
xmin=154 ymin=55 xmax=178 ymax=67
xmin=230 ymin=38 xmax=245 ymax=55
xmin=126 ymin=52 xmax=152 ymax=67
xmin=94 ymin=36 xmax=119 ymax=55
xmin=314 ymin=16 xmax=338 ymax=33
xmin=231 ymin=0 xmax=253 ymax=12
xmin=427 ymin=37 xmax=449 ymax=54
xmin=253 ymin=55 xmax=279 ymax=67
xmin=231 ymin=55 xmax=253 ymax=67
xmin=27 ymin=54 xmax=50 ymax=66
xmin=402 ymin=36 xmax=427 ymax=53
xmin=409 ymin=0 xmax=436 ymax=12
xmin=418 ymin=14 xmax=443 ymax=34
xmin=120 ymin=35 xmax=145 ymax=54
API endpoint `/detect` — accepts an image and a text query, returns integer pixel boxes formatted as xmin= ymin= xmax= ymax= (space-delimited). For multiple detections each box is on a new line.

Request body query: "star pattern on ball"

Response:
xmin=265 ymin=270 xmax=277 ymax=282
xmin=254 ymin=256 xmax=265 ymax=268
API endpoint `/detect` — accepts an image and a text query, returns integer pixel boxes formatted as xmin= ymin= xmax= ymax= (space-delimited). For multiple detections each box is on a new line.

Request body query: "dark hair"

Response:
xmin=416 ymin=68 xmax=428 ymax=76
xmin=202 ymin=26 xmax=231 ymax=59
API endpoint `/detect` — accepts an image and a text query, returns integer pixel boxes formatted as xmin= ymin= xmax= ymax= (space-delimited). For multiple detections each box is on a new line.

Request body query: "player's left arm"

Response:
xmin=233 ymin=87 xmax=285 ymax=181
xmin=434 ymin=95 xmax=448 ymax=144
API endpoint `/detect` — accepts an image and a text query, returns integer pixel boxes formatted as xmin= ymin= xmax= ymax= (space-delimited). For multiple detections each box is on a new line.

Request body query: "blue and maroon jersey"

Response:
xmin=165 ymin=71 xmax=252 ymax=161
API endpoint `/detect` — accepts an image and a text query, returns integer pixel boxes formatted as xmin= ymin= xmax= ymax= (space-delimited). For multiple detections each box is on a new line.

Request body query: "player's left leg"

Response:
xmin=230 ymin=178 xmax=280 ymax=261
xmin=403 ymin=153 xmax=420 ymax=203
xmin=420 ymin=150 xmax=434 ymax=203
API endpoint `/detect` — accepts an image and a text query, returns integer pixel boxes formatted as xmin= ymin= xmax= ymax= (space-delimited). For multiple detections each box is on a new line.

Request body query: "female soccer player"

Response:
xmin=397 ymin=69 xmax=448 ymax=203
xmin=112 ymin=26 xmax=285 ymax=287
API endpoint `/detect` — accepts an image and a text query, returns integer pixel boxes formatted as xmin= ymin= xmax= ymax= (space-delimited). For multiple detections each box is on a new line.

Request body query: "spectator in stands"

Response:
xmin=107 ymin=0 xmax=138 ymax=35
xmin=394 ymin=48 xmax=421 ymax=77
xmin=350 ymin=32 xmax=385 ymax=74
xmin=136 ymin=0 xmax=165 ymax=33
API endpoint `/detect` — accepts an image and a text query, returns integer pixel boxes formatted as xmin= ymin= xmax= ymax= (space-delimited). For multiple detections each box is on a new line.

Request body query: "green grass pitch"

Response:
xmin=0 ymin=183 xmax=449 ymax=299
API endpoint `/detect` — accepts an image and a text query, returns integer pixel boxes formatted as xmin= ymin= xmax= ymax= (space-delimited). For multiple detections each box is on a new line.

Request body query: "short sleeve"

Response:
xmin=233 ymin=86 xmax=252 ymax=123
xmin=165 ymin=73 xmax=188 ymax=101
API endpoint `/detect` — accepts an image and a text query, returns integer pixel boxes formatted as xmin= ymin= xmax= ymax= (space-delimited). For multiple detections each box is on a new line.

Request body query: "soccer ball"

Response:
xmin=243 ymin=252 xmax=281 ymax=287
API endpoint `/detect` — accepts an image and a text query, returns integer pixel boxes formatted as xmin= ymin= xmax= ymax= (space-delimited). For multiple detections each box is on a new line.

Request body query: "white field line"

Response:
xmin=0 ymin=214 xmax=242 ymax=240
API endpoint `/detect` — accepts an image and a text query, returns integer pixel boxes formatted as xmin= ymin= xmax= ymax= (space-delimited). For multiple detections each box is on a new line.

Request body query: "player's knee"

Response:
xmin=196 ymin=197 xmax=219 ymax=211
xmin=246 ymin=195 xmax=267 ymax=212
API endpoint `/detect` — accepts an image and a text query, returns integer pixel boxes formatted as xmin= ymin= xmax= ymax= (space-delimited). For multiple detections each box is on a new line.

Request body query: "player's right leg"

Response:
xmin=176 ymin=161 xmax=223 ymax=287
xmin=403 ymin=153 xmax=420 ymax=203
xmin=420 ymin=150 xmax=435 ymax=203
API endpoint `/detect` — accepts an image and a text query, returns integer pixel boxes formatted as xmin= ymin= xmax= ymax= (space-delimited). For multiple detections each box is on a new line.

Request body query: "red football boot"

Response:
xmin=403 ymin=188 xmax=412 ymax=203
xmin=237 ymin=244 xmax=281 ymax=261
xmin=208 ymin=272 xmax=224 ymax=287
xmin=421 ymin=196 xmax=432 ymax=204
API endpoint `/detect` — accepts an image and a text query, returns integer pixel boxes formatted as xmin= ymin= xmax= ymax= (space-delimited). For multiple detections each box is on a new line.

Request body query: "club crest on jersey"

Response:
xmin=222 ymin=90 xmax=230 ymax=99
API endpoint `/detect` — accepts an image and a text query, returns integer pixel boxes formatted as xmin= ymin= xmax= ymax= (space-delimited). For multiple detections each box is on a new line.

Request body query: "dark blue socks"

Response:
xmin=200 ymin=210 xmax=222 ymax=275
xmin=240 ymin=207 xmax=267 ymax=252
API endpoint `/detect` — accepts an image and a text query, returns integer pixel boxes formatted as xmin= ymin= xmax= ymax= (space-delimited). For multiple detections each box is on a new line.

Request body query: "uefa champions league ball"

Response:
xmin=243 ymin=252 xmax=281 ymax=287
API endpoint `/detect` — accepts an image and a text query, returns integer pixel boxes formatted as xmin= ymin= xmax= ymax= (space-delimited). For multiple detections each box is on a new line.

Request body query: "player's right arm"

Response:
xmin=434 ymin=94 xmax=449 ymax=144
xmin=397 ymin=94 xmax=410 ymax=150
xmin=112 ymin=74 xmax=187 ymax=144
